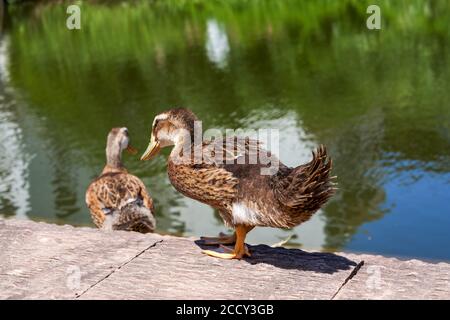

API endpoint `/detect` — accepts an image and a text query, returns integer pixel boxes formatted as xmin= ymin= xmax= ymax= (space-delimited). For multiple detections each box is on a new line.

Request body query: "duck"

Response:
xmin=140 ymin=108 xmax=336 ymax=259
xmin=86 ymin=127 xmax=156 ymax=233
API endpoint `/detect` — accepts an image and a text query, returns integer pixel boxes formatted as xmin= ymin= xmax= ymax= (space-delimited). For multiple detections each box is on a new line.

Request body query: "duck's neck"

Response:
xmin=105 ymin=146 xmax=124 ymax=172
xmin=169 ymin=131 xmax=197 ymax=164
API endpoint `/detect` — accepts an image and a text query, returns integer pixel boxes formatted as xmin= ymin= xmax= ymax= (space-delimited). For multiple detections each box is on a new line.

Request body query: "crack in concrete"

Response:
xmin=331 ymin=260 xmax=365 ymax=300
xmin=75 ymin=239 xmax=163 ymax=299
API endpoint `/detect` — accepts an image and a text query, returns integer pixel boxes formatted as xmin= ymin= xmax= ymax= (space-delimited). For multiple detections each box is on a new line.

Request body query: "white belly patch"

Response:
xmin=232 ymin=202 xmax=260 ymax=225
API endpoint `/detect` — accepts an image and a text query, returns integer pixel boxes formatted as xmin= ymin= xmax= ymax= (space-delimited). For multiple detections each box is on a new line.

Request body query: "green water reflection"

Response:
xmin=0 ymin=0 xmax=449 ymax=260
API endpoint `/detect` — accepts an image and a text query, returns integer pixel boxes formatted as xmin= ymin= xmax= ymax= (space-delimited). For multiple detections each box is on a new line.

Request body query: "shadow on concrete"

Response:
xmin=195 ymin=240 xmax=357 ymax=274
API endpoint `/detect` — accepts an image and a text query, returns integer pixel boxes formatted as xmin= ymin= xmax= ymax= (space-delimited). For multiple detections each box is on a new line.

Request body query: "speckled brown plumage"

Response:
xmin=86 ymin=128 xmax=155 ymax=233
xmin=168 ymin=138 xmax=335 ymax=228
xmin=147 ymin=109 xmax=336 ymax=229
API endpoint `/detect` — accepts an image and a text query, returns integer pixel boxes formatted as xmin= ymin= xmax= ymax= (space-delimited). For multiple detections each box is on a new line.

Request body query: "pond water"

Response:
xmin=0 ymin=0 xmax=449 ymax=261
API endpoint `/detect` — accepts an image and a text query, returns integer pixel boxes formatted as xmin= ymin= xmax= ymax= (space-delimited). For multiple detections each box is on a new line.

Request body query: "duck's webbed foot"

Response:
xmin=202 ymin=243 xmax=251 ymax=260
xmin=200 ymin=232 xmax=236 ymax=245
xmin=201 ymin=225 xmax=253 ymax=260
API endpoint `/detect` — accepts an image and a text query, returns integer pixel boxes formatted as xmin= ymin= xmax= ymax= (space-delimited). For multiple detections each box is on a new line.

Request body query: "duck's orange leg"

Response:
xmin=202 ymin=225 xmax=253 ymax=259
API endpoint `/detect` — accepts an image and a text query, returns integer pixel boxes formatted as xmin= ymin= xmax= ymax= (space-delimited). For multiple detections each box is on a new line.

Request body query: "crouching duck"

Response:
xmin=86 ymin=127 xmax=156 ymax=233
xmin=140 ymin=108 xmax=336 ymax=258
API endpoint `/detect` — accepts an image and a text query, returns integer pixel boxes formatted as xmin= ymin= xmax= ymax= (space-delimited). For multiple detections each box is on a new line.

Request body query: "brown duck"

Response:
xmin=86 ymin=127 xmax=156 ymax=233
xmin=140 ymin=109 xmax=336 ymax=258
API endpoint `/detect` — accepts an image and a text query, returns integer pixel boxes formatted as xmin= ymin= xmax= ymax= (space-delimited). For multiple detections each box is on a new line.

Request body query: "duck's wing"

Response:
xmin=201 ymin=136 xmax=264 ymax=166
xmin=85 ymin=181 xmax=107 ymax=228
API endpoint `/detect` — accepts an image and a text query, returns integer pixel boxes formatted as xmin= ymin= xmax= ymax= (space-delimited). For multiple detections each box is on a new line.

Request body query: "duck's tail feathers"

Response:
xmin=274 ymin=144 xmax=337 ymax=213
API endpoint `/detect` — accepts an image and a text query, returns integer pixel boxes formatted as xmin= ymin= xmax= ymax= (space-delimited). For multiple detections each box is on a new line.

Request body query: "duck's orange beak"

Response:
xmin=126 ymin=145 xmax=138 ymax=155
xmin=140 ymin=136 xmax=161 ymax=161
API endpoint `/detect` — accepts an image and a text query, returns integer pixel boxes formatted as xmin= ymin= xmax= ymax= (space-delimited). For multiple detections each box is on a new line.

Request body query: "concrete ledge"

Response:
xmin=0 ymin=218 xmax=449 ymax=299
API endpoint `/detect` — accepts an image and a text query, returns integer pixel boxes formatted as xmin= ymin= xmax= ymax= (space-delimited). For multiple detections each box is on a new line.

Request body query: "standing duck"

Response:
xmin=86 ymin=127 xmax=156 ymax=233
xmin=140 ymin=109 xmax=336 ymax=259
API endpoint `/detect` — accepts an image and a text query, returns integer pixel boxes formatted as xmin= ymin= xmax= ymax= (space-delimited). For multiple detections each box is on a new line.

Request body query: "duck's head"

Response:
xmin=106 ymin=127 xmax=138 ymax=166
xmin=140 ymin=108 xmax=198 ymax=161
